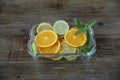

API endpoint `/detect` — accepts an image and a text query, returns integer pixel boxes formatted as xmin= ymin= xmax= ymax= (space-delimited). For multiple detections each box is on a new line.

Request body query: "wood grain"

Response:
xmin=0 ymin=0 xmax=120 ymax=16
xmin=0 ymin=0 xmax=120 ymax=80
xmin=0 ymin=61 xmax=120 ymax=80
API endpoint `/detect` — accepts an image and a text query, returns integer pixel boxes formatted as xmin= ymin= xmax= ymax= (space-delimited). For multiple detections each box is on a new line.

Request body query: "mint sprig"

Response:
xmin=73 ymin=18 xmax=96 ymax=34
xmin=73 ymin=18 xmax=84 ymax=29
xmin=78 ymin=30 xmax=94 ymax=53
xmin=73 ymin=18 xmax=96 ymax=53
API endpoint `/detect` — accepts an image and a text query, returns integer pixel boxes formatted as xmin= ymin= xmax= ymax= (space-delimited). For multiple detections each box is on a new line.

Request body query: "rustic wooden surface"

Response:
xmin=0 ymin=0 xmax=120 ymax=80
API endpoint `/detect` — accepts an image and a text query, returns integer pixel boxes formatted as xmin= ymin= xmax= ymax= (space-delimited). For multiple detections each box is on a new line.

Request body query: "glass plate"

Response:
xmin=27 ymin=25 xmax=96 ymax=61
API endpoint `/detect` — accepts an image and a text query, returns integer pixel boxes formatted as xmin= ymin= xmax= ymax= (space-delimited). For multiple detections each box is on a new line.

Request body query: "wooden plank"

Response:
xmin=0 ymin=61 xmax=120 ymax=80
xmin=0 ymin=37 xmax=120 ymax=62
xmin=96 ymin=38 xmax=114 ymax=51
xmin=112 ymin=38 xmax=120 ymax=50
xmin=0 ymin=0 xmax=119 ymax=64
xmin=0 ymin=0 xmax=120 ymax=16
xmin=0 ymin=0 xmax=120 ymax=80
xmin=0 ymin=17 xmax=120 ymax=62
xmin=0 ymin=37 xmax=33 ymax=62
xmin=0 ymin=16 xmax=120 ymax=38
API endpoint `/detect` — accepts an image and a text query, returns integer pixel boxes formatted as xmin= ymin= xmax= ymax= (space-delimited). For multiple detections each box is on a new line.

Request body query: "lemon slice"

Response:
xmin=30 ymin=42 xmax=38 ymax=53
xmin=53 ymin=20 xmax=69 ymax=35
xmin=36 ymin=22 xmax=53 ymax=34
xmin=59 ymin=41 xmax=77 ymax=61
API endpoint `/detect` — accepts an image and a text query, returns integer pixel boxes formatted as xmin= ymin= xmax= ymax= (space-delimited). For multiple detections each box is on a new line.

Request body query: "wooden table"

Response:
xmin=0 ymin=0 xmax=120 ymax=80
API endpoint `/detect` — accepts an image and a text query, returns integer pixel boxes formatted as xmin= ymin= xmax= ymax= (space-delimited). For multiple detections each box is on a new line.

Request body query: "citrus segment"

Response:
xmin=64 ymin=28 xmax=86 ymax=47
xmin=36 ymin=22 xmax=53 ymax=33
xmin=38 ymin=40 xmax=60 ymax=54
xmin=59 ymin=41 xmax=77 ymax=61
xmin=59 ymin=41 xmax=76 ymax=53
xmin=64 ymin=55 xmax=78 ymax=61
xmin=53 ymin=20 xmax=69 ymax=35
xmin=34 ymin=30 xmax=58 ymax=47
xmin=38 ymin=40 xmax=60 ymax=58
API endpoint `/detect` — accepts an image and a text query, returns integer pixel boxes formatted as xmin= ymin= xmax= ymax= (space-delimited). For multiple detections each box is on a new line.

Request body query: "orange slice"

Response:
xmin=38 ymin=40 xmax=60 ymax=58
xmin=64 ymin=28 xmax=86 ymax=47
xmin=34 ymin=30 xmax=58 ymax=47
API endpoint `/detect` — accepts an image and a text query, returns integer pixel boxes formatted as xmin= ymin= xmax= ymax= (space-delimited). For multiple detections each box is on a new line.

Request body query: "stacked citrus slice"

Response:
xmin=30 ymin=20 xmax=87 ymax=61
xmin=36 ymin=22 xmax=53 ymax=33
xmin=64 ymin=27 xmax=86 ymax=47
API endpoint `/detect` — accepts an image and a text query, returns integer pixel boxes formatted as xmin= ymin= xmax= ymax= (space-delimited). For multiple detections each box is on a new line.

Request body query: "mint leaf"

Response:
xmin=73 ymin=18 xmax=84 ymax=29
xmin=73 ymin=18 xmax=96 ymax=54
xmin=78 ymin=30 xmax=94 ymax=53
xmin=75 ymin=19 xmax=96 ymax=34
xmin=75 ymin=28 xmax=84 ymax=34
xmin=85 ymin=30 xmax=91 ymax=46
xmin=85 ymin=19 xmax=96 ymax=30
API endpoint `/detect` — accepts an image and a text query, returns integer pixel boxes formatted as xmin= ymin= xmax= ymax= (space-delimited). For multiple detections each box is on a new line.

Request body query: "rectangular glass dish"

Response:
xmin=27 ymin=25 xmax=96 ymax=61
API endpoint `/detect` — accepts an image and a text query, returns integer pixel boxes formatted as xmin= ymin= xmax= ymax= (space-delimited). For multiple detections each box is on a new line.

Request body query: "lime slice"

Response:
xmin=64 ymin=55 xmax=78 ymax=61
xmin=59 ymin=41 xmax=77 ymax=61
xmin=59 ymin=41 xmax=76 ymax=53
xmin=53 ymin=20 xmax=69 ymax=35
xmin=36 ymin=22 xmax=53 ymax=34
xmin=30 ymin=42 xmax=38 ymax=53
xmin=30 ymin=43 xmax=33 ymax=52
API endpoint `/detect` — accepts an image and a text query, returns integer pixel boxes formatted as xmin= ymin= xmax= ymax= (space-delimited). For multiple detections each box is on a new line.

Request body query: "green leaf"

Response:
xmin=85 ymin=30 xmax=91 ymax=46
xmin=75 ymin=29 xmax=84 ymax=34
xmin=77 ymin=30 xmax=94 ymax=53
xmin=73 ymin=18 xmax=84 ymax=29
xmin=85 ymin=19 xmax=96 ymax=30
xmin=75 ymin=19 xmax=96 ymax=34
xmin=79 ymin=44 xmax=94 ymax=53
xmin=73 ymin=18 xmax=96 ymax=54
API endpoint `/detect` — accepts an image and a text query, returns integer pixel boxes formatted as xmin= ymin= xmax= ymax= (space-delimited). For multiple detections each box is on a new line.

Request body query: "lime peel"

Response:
xmin=30 ymin=42 xmax=38 ymax=53
xmin=58 ymin=41 xmax=77 ymax=61
xmin=53 ymin=20 xmax=69 ymax=35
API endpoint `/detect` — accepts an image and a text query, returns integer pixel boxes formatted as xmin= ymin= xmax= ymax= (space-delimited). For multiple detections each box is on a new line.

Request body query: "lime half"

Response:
xmin=36 ymin=22 xmax=53 ymax=34
xmin=59 ymin=41 xmax=77 ymax=61
xmin=53 ymin=20 xmax=69 ymax=35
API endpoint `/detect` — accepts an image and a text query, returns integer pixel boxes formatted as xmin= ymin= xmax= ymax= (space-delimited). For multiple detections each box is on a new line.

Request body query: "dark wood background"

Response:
xmin=0 ymin=0 xmax=120 ymax=80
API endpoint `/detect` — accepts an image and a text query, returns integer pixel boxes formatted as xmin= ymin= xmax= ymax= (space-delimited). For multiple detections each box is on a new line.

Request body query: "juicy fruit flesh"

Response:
xmin=54 ymin=20 xmax=69 ymax=35
xmin=31 ymin=20 xmax=89 ymax=61
xmin=59 ymin=41 xmax=77 ymax=61
xmin=35 ymin=30 xmax=58 ymax=47
xmin=59 ymin=41 xmax=76 ymax=53
xmin=64 ymin=28 xmax=86 ymax=47
xmin=38 ymin=40 xmax=60 ymax=54
xmin=36 ymin=22 xmax=53 ymax=33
